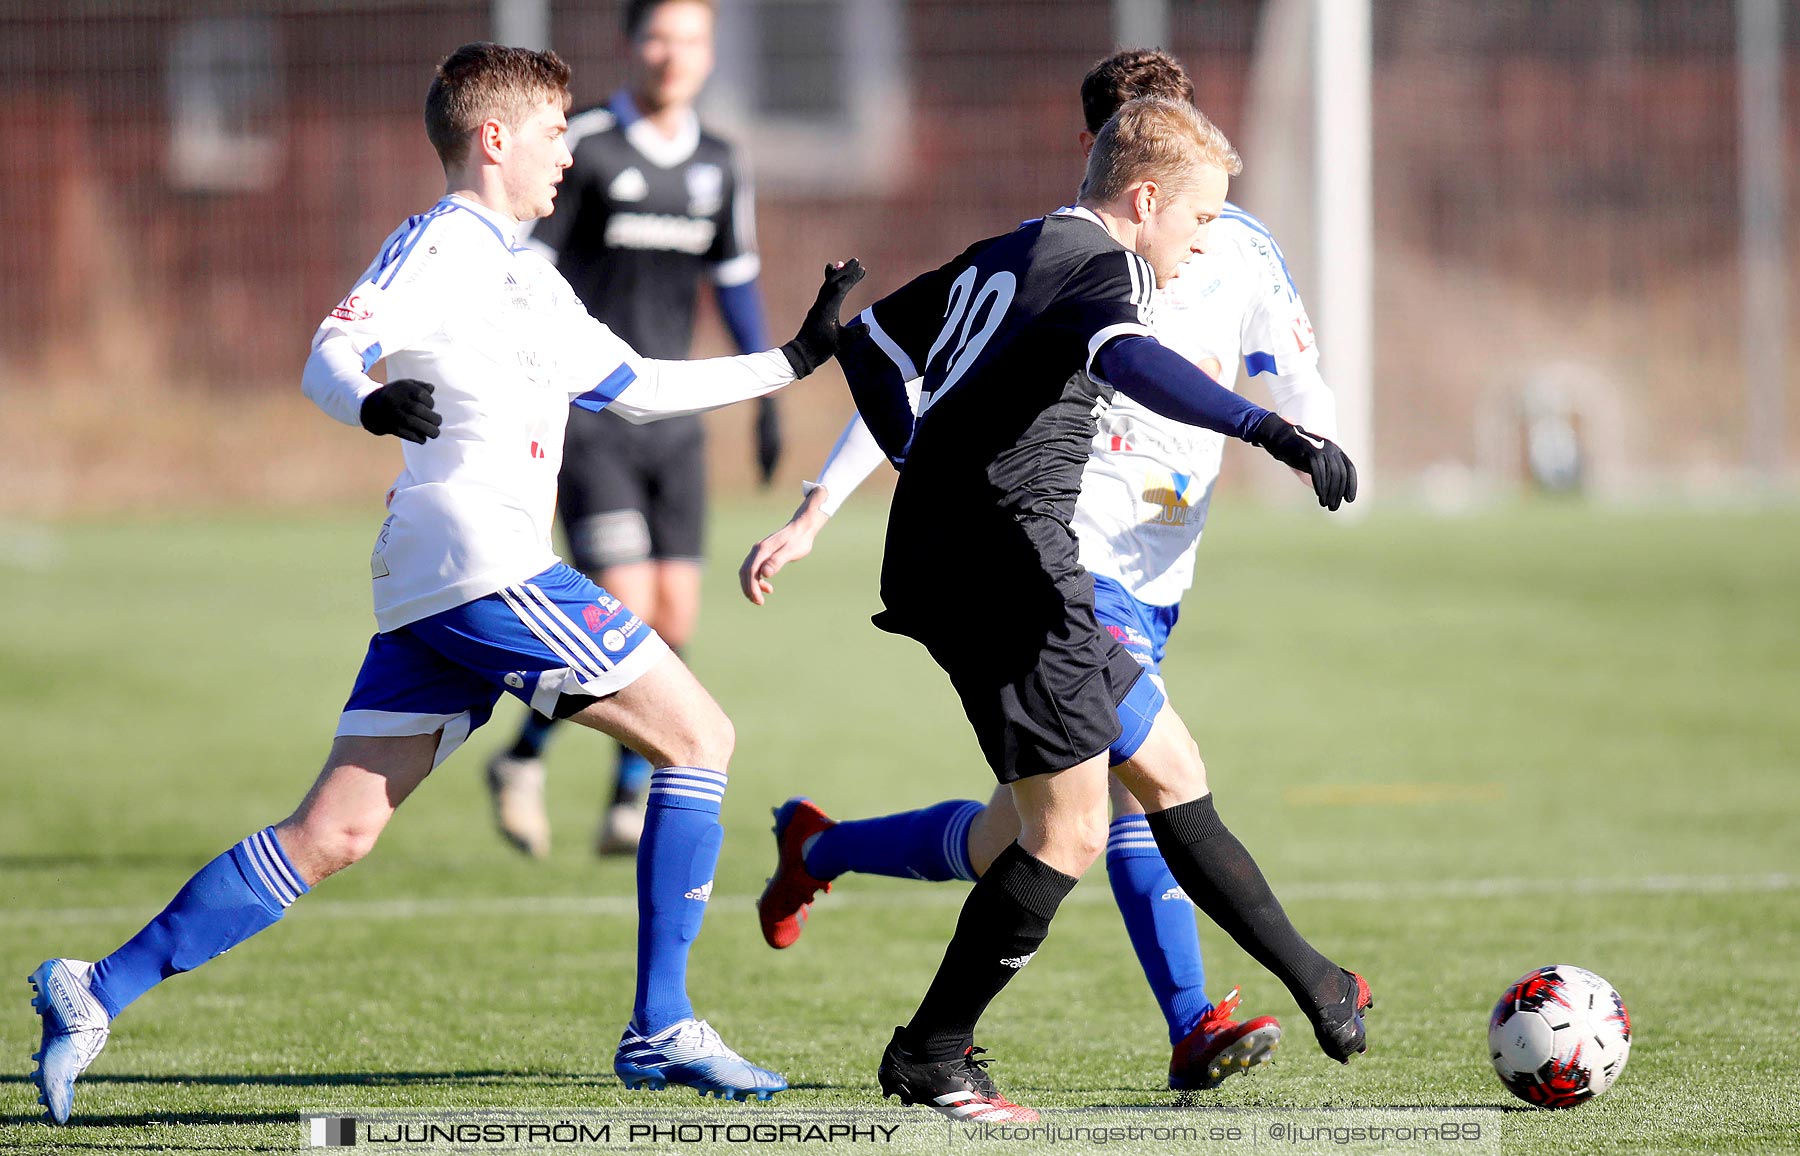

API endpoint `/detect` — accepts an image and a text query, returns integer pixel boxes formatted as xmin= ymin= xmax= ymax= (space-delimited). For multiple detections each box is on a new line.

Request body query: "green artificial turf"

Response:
xmin=1 ymin=498 xmax=1796 ymax=1153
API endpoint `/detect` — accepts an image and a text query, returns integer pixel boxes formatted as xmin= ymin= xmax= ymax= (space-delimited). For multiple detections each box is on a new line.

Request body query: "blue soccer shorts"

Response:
xmin=336 ymin=563 xmax=669 ymax=767
xmin=1093 ymin=575 xmax=1179 ymax=765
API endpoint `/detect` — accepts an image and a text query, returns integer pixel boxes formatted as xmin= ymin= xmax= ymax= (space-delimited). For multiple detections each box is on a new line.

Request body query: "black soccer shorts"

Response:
xmin=559 ymin=408 xmax=706 ymax=572
xmin=905 ymin=567 xmax=1147 ymax=784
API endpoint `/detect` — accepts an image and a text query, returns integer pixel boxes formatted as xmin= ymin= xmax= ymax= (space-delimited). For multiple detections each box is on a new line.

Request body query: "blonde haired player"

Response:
xmin=741 ymin=91 xmax=1363 ymax=1120
xmin=744 ymin=59 xmax=1367 ymax=1114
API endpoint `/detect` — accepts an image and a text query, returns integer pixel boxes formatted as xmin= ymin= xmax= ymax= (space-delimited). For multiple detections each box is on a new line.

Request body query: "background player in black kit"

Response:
xmin=488 ymin=0 xmax=775 ymax=857
xmin=830 ymin=98 xmax=1368 ymax=1121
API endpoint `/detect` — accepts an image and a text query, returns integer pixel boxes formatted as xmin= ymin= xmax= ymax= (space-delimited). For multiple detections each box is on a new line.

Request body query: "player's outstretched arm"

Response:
xmin=1095 ymin=334 xmax=1356 ymax=510
xmin=601 ymin=261 xmax=866 ymax=423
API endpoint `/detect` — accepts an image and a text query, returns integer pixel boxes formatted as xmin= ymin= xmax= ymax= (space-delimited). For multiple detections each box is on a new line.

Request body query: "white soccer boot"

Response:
xmin=614 ymin=1018 xmax=787 ymax=1101
xmin=486 ymin=754 xmax=550 ymax=858
xmin=29 ymin=958 xmax=111 ymax=1125
xmin=596 ymin=801 xmax=645 ymax=856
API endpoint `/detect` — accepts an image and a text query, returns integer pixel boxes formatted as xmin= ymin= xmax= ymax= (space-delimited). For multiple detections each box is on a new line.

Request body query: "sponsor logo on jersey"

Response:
xmin=609 ymin=166 xmax=650 ymax=203
xmin=684 ymin=880 xmax=714 ymax=902
xmin=603 ymin=212 xmax=717 ymax=255
xmin=1144 ymin=471 xmax=1196 ymax=526
xmin=329 ymin=293 xmax=373 ymax=322
xmin=685 ymin=162 xmax=724 ymax=216
xmin=998 ymin=952 xmax=1037 ymax=969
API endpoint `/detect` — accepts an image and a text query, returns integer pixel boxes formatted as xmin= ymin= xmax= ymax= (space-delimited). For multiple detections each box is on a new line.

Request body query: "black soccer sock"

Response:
xmin=901 ymin=842 xmax=1079 ymax=1062
xmin=1147 ymin=795 xmax=1345 ymax=1012
xmin=509 ymin=712 xmax=557 ymax=761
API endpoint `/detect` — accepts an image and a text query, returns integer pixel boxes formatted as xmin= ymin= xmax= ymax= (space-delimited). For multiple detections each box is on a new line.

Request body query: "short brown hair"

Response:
xmin=624 ymin=0 xmax=716 ymax=38
xmin=1080 ymin=49 xmax=1195 ymax=135
xmin=425 ymin=42 xmax=572 ymax=169
xmin=1078 ymin=96 xmax=1243 ymax=205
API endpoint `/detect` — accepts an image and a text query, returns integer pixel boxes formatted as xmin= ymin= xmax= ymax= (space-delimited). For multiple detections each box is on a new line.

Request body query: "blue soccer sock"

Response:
xmin=611 ymin=744 xmax=653 ymax=805
xmin=633 ymin=766 xmax=727 ymax=1034
xmin=802 ymin=799 xmax=985 ymax=883
xmin=89 ymin=827 xmax=309 ymax=1018
xmin=1106 ymin=814 xmax=1212 ymax=1044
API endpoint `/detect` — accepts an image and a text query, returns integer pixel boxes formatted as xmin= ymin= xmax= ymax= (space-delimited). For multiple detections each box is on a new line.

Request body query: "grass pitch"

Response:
xmin=1 ymin=497 xmax=1797 ymax=1153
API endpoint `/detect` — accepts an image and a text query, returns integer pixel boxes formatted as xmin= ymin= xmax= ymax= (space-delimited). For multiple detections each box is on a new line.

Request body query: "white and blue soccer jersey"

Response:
xmin=303 ymin=193 xmax=793 ymax=632
xmin=1073 ymin=203 xmax=1333 ymax=608
xmin=302 ymin=193 xmax=793 ymax=762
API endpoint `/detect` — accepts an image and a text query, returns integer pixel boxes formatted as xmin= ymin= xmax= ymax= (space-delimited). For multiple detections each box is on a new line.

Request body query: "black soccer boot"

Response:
xmin=1309 ymin=968 xmax=1375 ymax=1062
xmin=877 ymin=1028 xmax=1039 ymax=1122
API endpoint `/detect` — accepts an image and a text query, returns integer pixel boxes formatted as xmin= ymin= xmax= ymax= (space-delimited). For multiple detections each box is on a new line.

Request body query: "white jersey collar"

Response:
xmin=610 ymin=89 xmax=702 ymax=169
xmin=444 ymin=194 xmax=527 ymax=244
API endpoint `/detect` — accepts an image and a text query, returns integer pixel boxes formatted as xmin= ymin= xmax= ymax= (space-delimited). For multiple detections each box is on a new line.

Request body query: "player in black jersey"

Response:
xmin=828 ymin=98 xmax=1367 ymax=1121
xmin=487 ymin=0 xmax=776 ymax=857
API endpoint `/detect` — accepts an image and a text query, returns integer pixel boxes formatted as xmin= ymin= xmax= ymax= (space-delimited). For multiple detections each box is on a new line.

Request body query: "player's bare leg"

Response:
xmin=1114 ymin=705 xmax=1371 ymax=1062
xmin=277 ymin=733 xmax=442 ymax=883
xmin=558 ymin=646 xmax=730 ymax=769
xmin=964 ymin=785 xmax=1019 ymax=877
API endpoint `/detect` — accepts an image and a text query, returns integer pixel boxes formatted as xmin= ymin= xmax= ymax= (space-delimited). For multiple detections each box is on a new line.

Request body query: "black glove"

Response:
xmin=359 ymin=378 xmax=442 ymax=444
xmin=754 ymin=395 xmax=782 ymax=486
xmin=780 ymin=259 xmax=867 ymax=377
xmin=1248 ymin=411 xmax=1358 ymax=511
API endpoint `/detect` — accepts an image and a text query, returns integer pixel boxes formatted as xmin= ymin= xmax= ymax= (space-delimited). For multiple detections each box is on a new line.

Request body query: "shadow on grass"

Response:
xmin=2 ymin=1109 xmax=298 ymax=1128
xmin=0 ymin=1070 xmax=585 ymax=1088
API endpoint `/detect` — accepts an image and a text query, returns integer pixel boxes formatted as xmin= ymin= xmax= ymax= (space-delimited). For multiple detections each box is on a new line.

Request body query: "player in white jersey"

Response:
xmin=744 ymin=51 xmax=1360 ymax=1095
xmin=25 ymin=43 xmax=863 ymax=1124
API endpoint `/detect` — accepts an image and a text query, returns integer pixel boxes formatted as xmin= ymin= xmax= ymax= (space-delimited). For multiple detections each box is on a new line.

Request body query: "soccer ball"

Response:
xmin=1488 ymin=964 xmax=1631 ymax=1109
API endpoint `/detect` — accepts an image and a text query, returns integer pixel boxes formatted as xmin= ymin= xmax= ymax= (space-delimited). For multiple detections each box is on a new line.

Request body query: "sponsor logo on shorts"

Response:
xmin=601 ymin=629 xmax=627 ymax=652
xmin=1105 ymin=623 xmax=1153 ymax=655
xmin=504 ymin=672 xmax=526 ymax=689
xmin=583 ymin=605 xmax=604 ymax=632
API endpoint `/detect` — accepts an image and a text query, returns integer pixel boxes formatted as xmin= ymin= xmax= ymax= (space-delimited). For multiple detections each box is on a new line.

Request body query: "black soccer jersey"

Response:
xmin=527 ymin=90 xmax=758 ymax=359
xmin=837 ymin=207 xmax=1157 ymax=641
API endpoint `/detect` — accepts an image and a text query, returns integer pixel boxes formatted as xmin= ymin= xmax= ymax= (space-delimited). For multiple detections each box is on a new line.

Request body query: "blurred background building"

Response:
xmin=0 ymin=0 xmax=1792 ymax=513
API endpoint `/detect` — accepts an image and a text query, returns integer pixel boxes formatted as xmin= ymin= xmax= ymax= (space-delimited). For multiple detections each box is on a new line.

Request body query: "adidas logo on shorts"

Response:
xmin=684 ymin=880 xmax=714 ymax=902
xmin=998 ymin=952 xmax=1036 ymax=970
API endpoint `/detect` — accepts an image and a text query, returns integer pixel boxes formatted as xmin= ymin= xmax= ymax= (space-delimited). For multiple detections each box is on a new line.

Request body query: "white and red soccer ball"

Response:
xmin=1488 ymin=964 xmax=1631 ymax=1109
